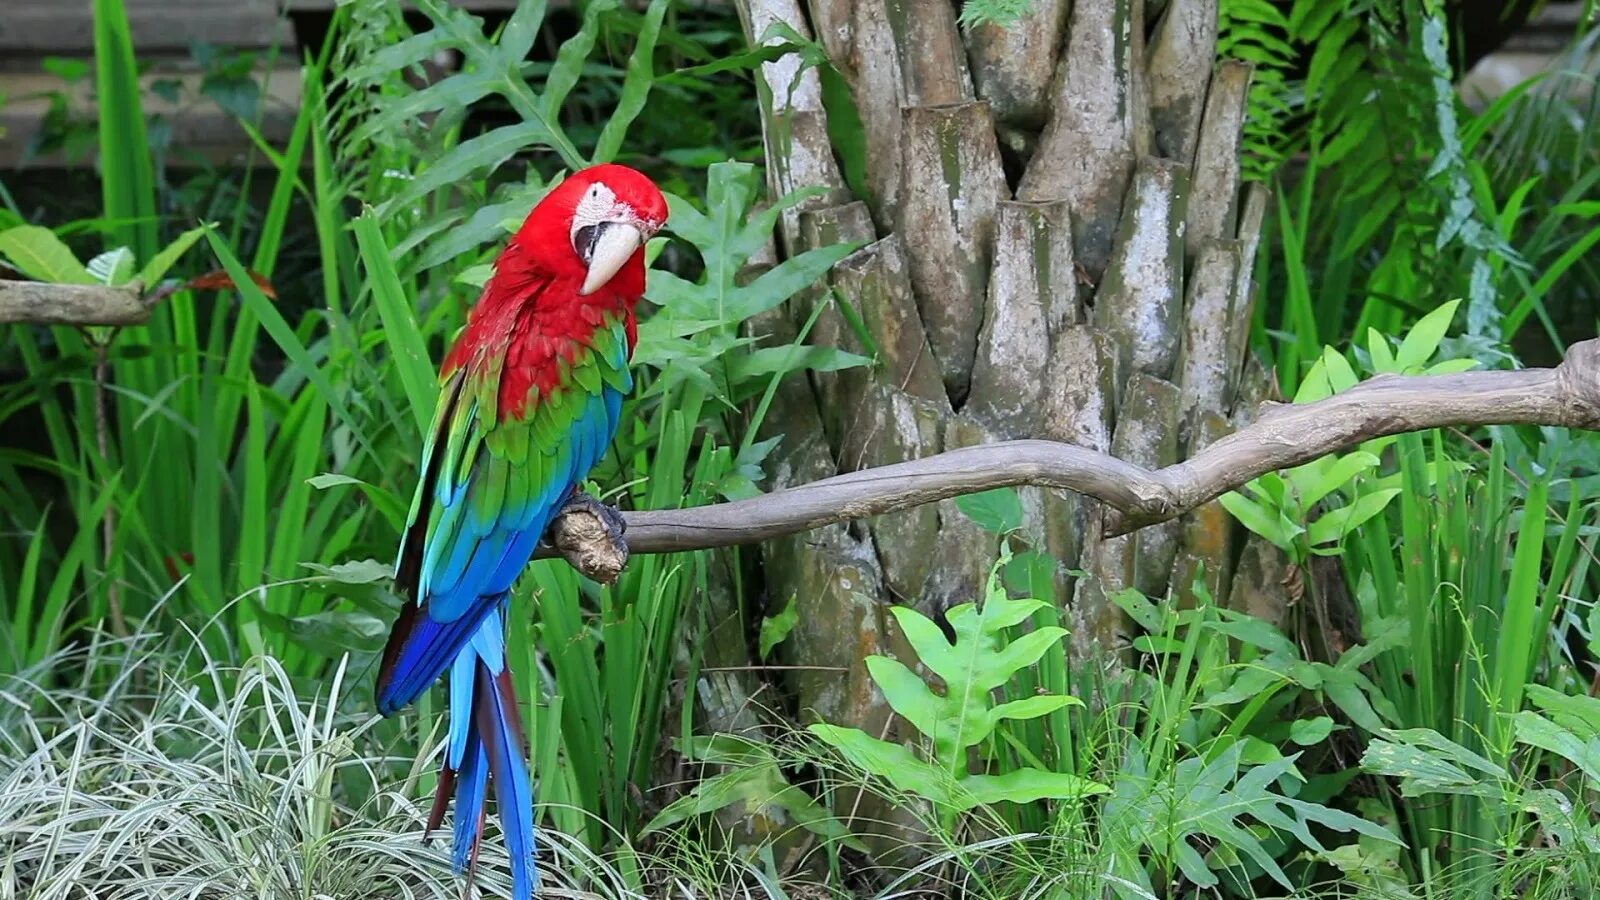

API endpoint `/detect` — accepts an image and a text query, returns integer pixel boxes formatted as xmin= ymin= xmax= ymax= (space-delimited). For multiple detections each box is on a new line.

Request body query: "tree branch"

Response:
xmin=0 ymin=279 xmax=150 ymax=325
xmin=544 ymin=340 xmax=1600 ymax=581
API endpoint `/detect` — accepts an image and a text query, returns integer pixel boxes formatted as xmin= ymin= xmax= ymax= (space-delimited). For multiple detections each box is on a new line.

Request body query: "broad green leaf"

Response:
xmin=1306 ymin=489 xmax=1400 ymax=546
xmin=378 ymin=123 xmax=553 ymax=219
xmin=644 ymin=270 xmax=707 ymax=316
xmin=837 ymin=552 xmax=1085 ymax=819
xmin=252 ymin=604 xmax=389 ymax=653
xmin=1381 ymin=728 xmax=1506 ymax=777
xmin=989 ymin=694 xmax=1080 ymax=724
xmin=1425 ymin=358 xmax=1479 ymax=375
xmin=1237 ymin=735 xmax=1287 ymax=766
xmin=955 ymin=487 xmax=1025 ymax=534
xmin=455 ymin=263 xmax=494 ymax=288
xmin=1202 ymin=614 xmax=1297 ymax=657
xmin=1255 ymin=471 xmax=1289 ymax=507
xmin=808 ymin=724 xmax=953 ymax=805
xmin=660 ymin=728 xmax=867 ymax=846
xmin=1290 ymin=717 xmax=1336 ymax=746
xmin=681 ymin=734 xmax=771 ymax=767
xmin=1394 ymin=299 xmax=1460 ymax=371
xmin=758 ymin=596 xmax=799 ymax=659
xmin=955 ymin=768 xmax=1109 ymax=810
xmin=1220 ymin=491 xmax=1300 ymax=549
xmin=1361 ymin=731 xmax=1500 ymax=798
xmin=644 ymin=163 xmax=856 ymax=408
xmin=1299 ymin=451 xmax=1380 ymax=509
xmin=732 ymin=242 xmax=860 ymax=321
xmin=302 ymin=558 xmax=394 ymax=585
xmin=137 ymin=224 xmax=211 ymax=286
xmin=1200 ymin=659 xmax=1288 ymax=708
xmin=1107 ymin=741 xmax=1397 ymax=894
xmin=1525 ymin=684 xmax=1600 ymax=738
xmin=1292 ymin=355 xmax=1334 ymax=404
xmin=1317 ymin=663 xmax=1390 ymax=733
xmin=1367 ymin=327 xmax=1396 ymax=373
xmin=1321 ymin=346 xmax=1359 ymax=393
xmin=0 ymin=225 xmax=94 ymax=284
xmin=866 ymin=655 xmax=946 ymax=744
xmin=1111 ymin=587 xmax=1164 ymax=632
xmin=990 ymin=626 xmax=1071 ymax=684
xmin=658 ymin=40 xmax=813 ymax=87
xmin=942 ymin=592 xmax=1049 ymax=641
xmin=642 ymin=767 xmax=767 ymax=834
xmin=303 ymin=472 xmax=406 ymax=532
xmin=542 ymin=0 xmax=617 ymax=125
xmin=729 ymin=344 xmax=871 ymax=383
xmin=1513 ymin=712 xmax=1600 ymax=784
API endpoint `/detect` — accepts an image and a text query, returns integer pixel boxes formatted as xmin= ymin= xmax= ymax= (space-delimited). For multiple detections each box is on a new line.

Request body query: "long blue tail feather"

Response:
xmin=477 ymin=665 xmax=539 ymax=899
xmin=423 ymin=613 xmax=539 ymax=899
xmin=451 ymin=723 xmax=489 ymax=873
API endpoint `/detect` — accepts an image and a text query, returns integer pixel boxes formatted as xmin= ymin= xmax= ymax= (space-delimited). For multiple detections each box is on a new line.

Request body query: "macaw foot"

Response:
xmin=544 ymin=490 xmax=630 ymax=584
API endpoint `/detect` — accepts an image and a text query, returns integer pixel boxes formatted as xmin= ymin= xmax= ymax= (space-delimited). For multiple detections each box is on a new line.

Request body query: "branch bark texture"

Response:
xmin=0 ymin=279 xmax=149 ymax=325
xmin=542 ymin=340 xmax=1600 ymax=574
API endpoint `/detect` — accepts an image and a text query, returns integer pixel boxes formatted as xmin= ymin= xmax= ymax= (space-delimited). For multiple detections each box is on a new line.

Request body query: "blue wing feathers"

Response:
xmin=377 ymin=381 xmax=624 ymax=715
xmin=489 ymin=527 xmax=546 ymax=588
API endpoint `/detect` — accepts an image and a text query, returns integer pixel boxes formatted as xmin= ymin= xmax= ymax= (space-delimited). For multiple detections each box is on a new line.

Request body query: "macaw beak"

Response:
xmin=577 ymin=221 xmax=645 ymax=296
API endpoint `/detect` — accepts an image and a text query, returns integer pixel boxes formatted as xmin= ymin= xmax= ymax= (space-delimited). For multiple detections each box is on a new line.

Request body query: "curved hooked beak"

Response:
xmin=576 ymin=221 xmax=646 ymax=296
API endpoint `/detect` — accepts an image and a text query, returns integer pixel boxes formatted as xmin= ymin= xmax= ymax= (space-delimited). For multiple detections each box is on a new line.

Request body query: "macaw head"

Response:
xmin=509 ymin=163 xmax=668 ymax=298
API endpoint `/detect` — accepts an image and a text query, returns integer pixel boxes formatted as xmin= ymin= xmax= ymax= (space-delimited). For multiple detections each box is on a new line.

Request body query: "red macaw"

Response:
xmin=374 ymin=164 xmax=667 ymax=898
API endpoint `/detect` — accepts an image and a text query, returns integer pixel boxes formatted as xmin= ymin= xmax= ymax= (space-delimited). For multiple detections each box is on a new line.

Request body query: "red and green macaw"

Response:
xmin=374 ymin=164 xmax=667 ymax=898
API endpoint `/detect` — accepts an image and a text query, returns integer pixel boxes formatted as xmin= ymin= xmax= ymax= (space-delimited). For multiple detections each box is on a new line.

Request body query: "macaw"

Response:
xmin=374 ymin=164 xmax=667 ymax=899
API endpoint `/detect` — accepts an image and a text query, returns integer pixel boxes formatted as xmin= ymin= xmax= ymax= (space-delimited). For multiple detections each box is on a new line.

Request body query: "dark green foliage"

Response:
xmin=1223 ymin=0 xmax=1600 ymax=382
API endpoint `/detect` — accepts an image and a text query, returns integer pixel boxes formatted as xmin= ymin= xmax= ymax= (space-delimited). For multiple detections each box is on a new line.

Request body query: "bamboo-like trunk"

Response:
xmin=731 ymin=0 xmax=1273 ymax=858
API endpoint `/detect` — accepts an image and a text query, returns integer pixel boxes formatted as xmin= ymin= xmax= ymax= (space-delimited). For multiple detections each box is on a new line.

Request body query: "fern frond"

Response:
xmin=957 ymin=0 xmax=1041 ymax=29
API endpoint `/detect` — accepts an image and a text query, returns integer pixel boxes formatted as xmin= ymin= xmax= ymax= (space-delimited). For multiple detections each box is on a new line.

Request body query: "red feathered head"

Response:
xmin=505 ymin=163 xmax=668 ymax=299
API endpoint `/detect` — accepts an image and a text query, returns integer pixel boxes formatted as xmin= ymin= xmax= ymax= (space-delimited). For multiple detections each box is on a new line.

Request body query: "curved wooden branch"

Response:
xmin=541 ymin=340 xmax=1600 ymax=580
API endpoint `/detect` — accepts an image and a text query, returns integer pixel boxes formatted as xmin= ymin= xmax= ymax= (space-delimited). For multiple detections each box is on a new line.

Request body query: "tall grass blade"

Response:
xmin=91 ymin=0 xmax=158 ymax=260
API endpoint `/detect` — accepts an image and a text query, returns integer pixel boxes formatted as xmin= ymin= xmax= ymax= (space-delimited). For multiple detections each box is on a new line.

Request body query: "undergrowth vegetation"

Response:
xmin=2 ymin=0 xmax=1599 ymax=897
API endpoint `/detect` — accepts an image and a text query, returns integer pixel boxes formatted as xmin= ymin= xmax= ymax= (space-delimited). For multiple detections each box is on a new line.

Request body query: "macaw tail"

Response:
xmin=374 ymin=588 xmax=509 ymax=716
xmin=423 ymin=614 xmax=539 ymax=900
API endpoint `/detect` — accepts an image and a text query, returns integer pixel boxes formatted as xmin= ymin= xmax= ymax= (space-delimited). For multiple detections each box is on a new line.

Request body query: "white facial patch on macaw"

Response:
xmin=571 ymin=181 xmax=654 ymax=296
xmin=571 ymin=181 xmax=663 ymax=245
xmin=571 ymin=183 xmax=633 ymax=243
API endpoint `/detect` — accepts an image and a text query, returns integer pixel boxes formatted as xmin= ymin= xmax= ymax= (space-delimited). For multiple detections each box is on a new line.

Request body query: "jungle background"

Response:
xmin=2 ymin=0 xmax=1600 ymax=897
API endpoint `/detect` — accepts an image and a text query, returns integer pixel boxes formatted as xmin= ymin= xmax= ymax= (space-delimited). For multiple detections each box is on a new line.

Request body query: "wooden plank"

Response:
xmin=0 ymin=64 xmax=303 ymax=168
xmin=280 ymin=0 xmax=524 ymax=9
xmin=0 ymin=1 xmax=292 ymax=54
xmin=0 ymin=0 xmax=550 ymax=54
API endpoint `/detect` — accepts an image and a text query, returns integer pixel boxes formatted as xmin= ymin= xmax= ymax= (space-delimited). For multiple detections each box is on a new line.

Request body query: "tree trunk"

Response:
xmin=733 ymin=0 xmax=1280 ymax=849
